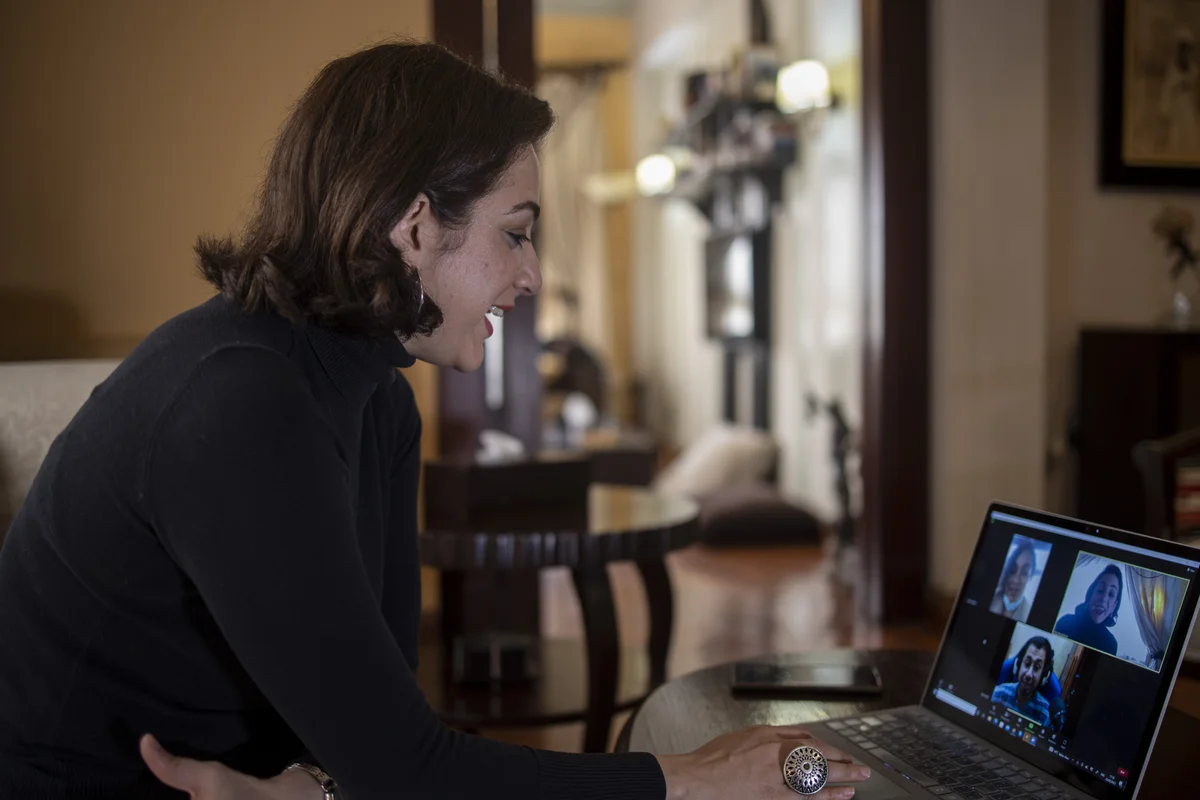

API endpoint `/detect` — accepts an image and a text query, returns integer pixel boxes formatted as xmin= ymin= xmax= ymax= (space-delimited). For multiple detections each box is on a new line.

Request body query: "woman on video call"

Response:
xmin=0 ymin=42 xmax=870 ymax=800
xmin=990 ymin=540 xmax=1037 ymax=622
xmin=1053 ymin=564 xmax=1123 ymax=655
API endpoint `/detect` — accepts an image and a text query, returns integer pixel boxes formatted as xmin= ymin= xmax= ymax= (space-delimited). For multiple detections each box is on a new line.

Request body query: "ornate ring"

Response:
xmin=783 ymin=744 xmax=829 ymax=795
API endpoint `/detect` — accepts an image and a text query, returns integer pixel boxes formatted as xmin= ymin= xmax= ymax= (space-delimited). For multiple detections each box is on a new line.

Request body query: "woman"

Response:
xmin=989 ymin=539 xmax=1036 ymax=622
xmin=1053 ymin=564 xmax=1123 ymax=655
xmin=0 ymin=42 xmax=867 ymax=799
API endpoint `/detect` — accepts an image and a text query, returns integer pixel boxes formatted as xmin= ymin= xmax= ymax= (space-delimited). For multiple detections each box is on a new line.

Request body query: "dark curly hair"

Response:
xmin=196 ymin=40 xmax=554 ymax=340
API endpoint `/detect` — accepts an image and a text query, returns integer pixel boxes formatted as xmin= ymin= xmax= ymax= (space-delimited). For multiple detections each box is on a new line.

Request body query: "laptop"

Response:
xmin=799 ymin=502 xmax=1200 ymax=799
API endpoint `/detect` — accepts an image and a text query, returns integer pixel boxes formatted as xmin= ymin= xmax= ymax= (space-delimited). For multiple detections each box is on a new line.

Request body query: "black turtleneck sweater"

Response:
xmin=0 ymin=296 xmax=666 ymax=799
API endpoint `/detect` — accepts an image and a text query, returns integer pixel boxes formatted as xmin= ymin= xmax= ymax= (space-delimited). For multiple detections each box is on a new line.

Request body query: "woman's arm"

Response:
xmin=143 ymin=726 xmax=868 ymax=800
xmin=143 ymin=347 xmax=664 ymax=800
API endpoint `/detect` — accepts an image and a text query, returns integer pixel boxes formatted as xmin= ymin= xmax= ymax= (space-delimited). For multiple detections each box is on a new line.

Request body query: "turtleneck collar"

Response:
xmin=304 ymin=324 xmax=416 ymax=407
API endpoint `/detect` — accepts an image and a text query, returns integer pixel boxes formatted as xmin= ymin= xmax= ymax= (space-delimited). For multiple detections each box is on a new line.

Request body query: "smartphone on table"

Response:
xmin=730 ymin=661 xmax=883 ymax=696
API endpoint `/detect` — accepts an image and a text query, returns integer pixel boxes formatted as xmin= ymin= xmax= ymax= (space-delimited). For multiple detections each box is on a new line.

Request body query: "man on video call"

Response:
xmin=990 ymin=635 xmax=1054 ymax=727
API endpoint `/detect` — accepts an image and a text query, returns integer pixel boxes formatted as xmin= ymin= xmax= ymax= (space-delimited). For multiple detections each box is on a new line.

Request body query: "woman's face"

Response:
xmin=1005 ymin=550 xmax=1033 ymax=603
xmin=394 ymin=147 xmax=542 ymax=371
xmin=1089 ymin=572 xmax=1120 ymax=624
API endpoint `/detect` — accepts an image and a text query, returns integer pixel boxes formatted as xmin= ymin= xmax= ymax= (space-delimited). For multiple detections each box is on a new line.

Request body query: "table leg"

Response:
xmin=637 ymin=559 xmax=674 ymax=688
xmin=572 ymin=564 xmax=619 ymax=753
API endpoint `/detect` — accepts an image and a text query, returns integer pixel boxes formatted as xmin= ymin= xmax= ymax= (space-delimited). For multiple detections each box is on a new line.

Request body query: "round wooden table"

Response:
xmin=620 ymin=649 xmax=931 ymax=755
xmin=420 ymin=484 xmax=700 ymax=752
xmin=617 ymin=649 xmax=1199 ymax=796
xmin=421 ymin=484 xmax=699 ymax=569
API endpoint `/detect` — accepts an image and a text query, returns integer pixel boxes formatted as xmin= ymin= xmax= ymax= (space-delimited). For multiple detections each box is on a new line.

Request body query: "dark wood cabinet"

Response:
xmin=1073 ymin=328 xmax=1200 ymax=533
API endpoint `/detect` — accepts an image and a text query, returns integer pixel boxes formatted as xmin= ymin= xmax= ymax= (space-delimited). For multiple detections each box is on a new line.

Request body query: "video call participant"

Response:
xmin=990 ymin=539 xmax=1037 ymax=621
xmin=991 ymin=636 xmax=1055 ymax=727
xmin=1054 ymin=564 xmax=1122 ymax=656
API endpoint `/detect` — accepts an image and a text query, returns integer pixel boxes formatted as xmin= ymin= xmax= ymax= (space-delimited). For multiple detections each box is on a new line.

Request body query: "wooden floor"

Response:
xmin=481 ymin=542 xmax=943 ymax=752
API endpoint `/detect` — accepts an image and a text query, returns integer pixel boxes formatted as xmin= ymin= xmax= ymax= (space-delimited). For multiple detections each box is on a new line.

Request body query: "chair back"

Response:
xmin=0 ymin=360 xmax=120 ymax=543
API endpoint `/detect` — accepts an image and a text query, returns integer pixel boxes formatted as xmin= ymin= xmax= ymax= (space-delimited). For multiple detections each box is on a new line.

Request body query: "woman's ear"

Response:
xmin=390 ymin=193 xmax=435 ymax=257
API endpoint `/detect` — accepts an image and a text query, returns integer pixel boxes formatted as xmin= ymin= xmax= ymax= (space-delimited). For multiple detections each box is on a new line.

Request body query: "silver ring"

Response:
xmin=783 ymin=744 xmax=828 ymax=795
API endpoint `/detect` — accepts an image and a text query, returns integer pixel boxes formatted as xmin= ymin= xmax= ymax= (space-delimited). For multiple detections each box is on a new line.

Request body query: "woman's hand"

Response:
xmin=140 ymin=735 xmax=324 ymax=800
xmin=655 ymin=725 xmax=870 ymax=799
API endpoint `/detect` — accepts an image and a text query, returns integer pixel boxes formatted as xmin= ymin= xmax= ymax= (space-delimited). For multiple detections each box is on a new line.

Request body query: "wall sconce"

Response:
xmin=775 ymin=59 xmax=832 ymax=115
xmin=635 ymin=147 xmax=695 ymax=197
xmin=635 ymin=153 xmax=678 ymax=196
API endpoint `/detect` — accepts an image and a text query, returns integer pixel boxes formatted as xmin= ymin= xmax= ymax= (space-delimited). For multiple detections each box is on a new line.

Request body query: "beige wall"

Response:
xmin=537 ymin=14 xmax=631 ymax=65
xmin=930 ymin=0 xmax=1049 ymax=596
xmin=0 ymin=0 xmax=437 ymax=424
xmin=930 ymin=0 xmax=1200 ymax=597
xmin=0 ymin=0 xmax=441 ymax=606
xmin=0 ymin=0 xmax=429 ymax=357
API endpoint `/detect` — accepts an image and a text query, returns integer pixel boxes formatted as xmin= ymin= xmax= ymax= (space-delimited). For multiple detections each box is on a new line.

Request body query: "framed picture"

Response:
xmin=1101 ymin=0 xmax=1200 ymax=188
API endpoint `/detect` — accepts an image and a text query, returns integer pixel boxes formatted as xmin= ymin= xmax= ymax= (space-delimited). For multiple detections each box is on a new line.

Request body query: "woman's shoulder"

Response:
xmin=118 ymin=297 xmax=296 ymax=389
xmin=58 ymin=299 xmax=299 ymax=447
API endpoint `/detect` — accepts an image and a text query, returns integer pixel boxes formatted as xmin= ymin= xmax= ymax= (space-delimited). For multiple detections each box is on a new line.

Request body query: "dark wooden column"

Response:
xmin=434 ymin=0 xmax=499 ymax=460
xmin=433 ymin=0 xmax=541 ymax=459
xmin=431 ymin=0 xmax=543 ymax=649
xmin=860 ymin=0 xmax=931 ymax=623
xmin=432 ymin=0 xmax=483 ymax=63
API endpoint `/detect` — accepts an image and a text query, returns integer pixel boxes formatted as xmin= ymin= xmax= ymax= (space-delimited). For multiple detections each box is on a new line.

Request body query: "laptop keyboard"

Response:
xmin=826 ymin=711 xmax=1072 ymax=800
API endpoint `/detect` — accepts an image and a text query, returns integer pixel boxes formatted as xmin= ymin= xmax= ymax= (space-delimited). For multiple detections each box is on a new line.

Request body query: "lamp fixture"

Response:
xmin=635 ymin=153 xmax=678 ymax=196
xmin=775 ymin=59 xmax=832 ymax=114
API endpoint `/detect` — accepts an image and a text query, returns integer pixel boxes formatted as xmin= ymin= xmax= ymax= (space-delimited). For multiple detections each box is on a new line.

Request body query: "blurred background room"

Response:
xmin=4 ymin=0 xmax=1200 ymax=756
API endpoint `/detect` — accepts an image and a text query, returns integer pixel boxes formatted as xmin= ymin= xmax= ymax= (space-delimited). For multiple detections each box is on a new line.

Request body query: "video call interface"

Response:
xmin=927 ymin=511 xmax=1199 ymax=795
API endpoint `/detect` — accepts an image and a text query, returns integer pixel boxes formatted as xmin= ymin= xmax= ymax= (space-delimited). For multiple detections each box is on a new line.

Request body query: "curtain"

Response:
xmin=535 ymin=71 xmax=610 ymax=360
xmin=1124 ymin=564 xmax=1186 ymax=670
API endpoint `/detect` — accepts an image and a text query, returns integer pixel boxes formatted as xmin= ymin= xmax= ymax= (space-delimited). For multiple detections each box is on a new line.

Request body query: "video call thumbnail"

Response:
xmin=990 ymin=534 xmax=1052 ymax=623
xmin=990 ymin=622 xmax=1079 ymax=733
xmin=1052 ymin=551 xmax=1189 ymax=672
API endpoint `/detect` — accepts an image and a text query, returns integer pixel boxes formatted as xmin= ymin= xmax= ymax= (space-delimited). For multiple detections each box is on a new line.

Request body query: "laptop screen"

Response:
xmin=922 ymin=503 xmax=1200 ymax=800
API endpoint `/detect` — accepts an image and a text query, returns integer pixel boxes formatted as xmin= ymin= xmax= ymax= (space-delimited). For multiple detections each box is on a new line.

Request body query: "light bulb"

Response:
xmin=635 ymin=153 xmax=677 ymax=196
xmin=776 ymin=60 xmax=831 ymax=114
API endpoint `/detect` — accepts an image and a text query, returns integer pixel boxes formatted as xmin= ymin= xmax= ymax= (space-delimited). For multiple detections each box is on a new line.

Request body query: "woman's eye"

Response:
xmin=507 ymin=231 xmax=530 ymax=247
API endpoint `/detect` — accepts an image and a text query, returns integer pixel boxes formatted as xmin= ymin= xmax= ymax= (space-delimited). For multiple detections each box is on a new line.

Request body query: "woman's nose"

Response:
xmin=516 ymin=250 xmax=542 ymax=296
